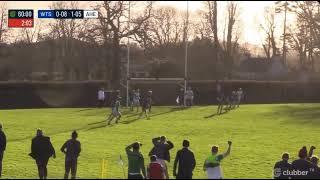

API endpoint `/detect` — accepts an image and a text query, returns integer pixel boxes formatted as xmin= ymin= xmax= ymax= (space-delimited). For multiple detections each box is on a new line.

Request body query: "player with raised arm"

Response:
xmin=203 ymin=141 xmax=232 ymax=179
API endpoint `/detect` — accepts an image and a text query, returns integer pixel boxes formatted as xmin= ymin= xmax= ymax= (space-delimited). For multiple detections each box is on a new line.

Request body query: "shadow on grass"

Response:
xmin=9 ymin=126 xmax=88 ymax=143
xmin=75 ymin=108 xmax=96 ymax=112
xmin=262 ymin=104 xmax=320 ymax=126
xmin=204 ymin=111 xmax=229 ymax=119
xmin=83 ymin=109 xmax=134 ymax=117
xmin=86 ymin=106 xmax=187 ymax=131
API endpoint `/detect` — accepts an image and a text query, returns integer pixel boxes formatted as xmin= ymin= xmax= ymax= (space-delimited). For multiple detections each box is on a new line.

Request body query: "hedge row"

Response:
xmin=0 ymin=80 xmax=319 ymax=109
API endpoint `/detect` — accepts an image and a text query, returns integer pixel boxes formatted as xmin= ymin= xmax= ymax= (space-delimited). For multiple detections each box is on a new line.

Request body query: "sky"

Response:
xmin=4 ymin=1 xmax=294 ymax=46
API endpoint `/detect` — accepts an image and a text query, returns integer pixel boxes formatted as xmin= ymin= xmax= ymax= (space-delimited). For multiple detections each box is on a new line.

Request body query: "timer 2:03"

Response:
xmin=21 ymin=20 xmax=33 ymax=27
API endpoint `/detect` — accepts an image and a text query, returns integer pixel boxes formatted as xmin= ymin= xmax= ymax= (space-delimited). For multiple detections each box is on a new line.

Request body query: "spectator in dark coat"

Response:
xmin=273 ymin=153 xmax=292 ymax=179
xmin=173 ymin=140 xmax=196 ymax=179
xmin=29 ymin=129 xmax=56 ymax=179
xmin=149 ymin=136 xmax=174 ymax=179
xmin=0 ymin=124 xmax=6 ymax=177
xmin=291 ymin=146 xmax=314 ymax=179
xmin=61 ymin=131 xmax=81 ymax=179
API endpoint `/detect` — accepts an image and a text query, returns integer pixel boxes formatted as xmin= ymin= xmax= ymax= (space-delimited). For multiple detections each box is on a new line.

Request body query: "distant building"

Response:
xmin=235 ymin=55 xmax=288 ymax=80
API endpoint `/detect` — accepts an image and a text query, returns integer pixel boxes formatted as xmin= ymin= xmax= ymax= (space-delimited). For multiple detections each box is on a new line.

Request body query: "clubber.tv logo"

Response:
xmin=273 ymin=168 xmax=311 ymax=178
xmin=274 ymin=168 xmax=282 ymax=178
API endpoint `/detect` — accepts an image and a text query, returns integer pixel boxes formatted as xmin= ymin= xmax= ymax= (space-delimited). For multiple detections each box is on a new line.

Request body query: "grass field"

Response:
xmin=0 ymin=104 xmax=320 ymax=179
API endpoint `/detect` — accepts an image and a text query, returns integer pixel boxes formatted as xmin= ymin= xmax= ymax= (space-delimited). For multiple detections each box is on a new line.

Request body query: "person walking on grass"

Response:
xmin=61 ymin=131 xmax=81 ymax=179
xmin=139 ymin=91 xmax=152 ymax=120
xmin=217 ymin=93 xmax=224 ymax=115
xmin=131 ymin=89 xmax=141 ymax=112
xmin=203 ymin=141 xmax=232 ymax=179
xmin=126 ymin=142 xmax=146 ymax=179
xmin=29 ymin=129 xmax=56 ymax=179
xmin=107 ymin=95 xmax=122 ymax=125
xmin=173 ymin=140 xmax=196 ymax=179
xmin=147 ymin=90 xmax=153 ymax=113
xmin=147 ymin=155 xmax=166 ymax=179
xmin=149 ymin=136 xmax=174 ymax=179
xmin=0 ymin=124 xmax=6 ymax=178
xmin=273 ymin=153 xmax=292 ymax=179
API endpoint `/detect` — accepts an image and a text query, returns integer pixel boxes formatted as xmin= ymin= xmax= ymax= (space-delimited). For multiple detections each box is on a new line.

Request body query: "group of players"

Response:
xmin=216 ymin=88 xmax=244 ymax=115
xmin=98 ymin=84 xmax=244 ymax=125
xmin=103 ymin=88 xmax=153 ymax=125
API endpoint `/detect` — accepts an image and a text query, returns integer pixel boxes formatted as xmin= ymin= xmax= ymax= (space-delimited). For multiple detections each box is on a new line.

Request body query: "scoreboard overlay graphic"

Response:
xmin=8 ymin=9 xmax=98 ymax=28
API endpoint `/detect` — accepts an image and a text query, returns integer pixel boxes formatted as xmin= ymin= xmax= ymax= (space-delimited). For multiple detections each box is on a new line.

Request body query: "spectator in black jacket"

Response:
xmin=0 ymin=124 xmax=6 ymax=177
xmin=29 ymin=129 xmax=56 ymax=179
xmin=173 ymin=140 xmax=196 ymax=179
xmin=61 ymin=131 xmax=81 ymax=179
xmin=149 ymin=136 xmax=174 ymax=179
xmin=273 ymin=153 xmax=292 ymax=179
xmin=291 ymin=146 xmax=314 ymax=179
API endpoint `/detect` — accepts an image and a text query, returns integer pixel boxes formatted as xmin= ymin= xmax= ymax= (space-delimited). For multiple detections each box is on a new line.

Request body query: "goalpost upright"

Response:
xmin=126 ymin=1 xmax=131 ymax=107
xmin=184 ymin=1 xmax=189 ymax=107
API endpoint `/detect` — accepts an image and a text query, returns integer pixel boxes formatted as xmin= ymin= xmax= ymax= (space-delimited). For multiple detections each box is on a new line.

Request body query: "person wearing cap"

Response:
xmin=125 ymin=142 xmax=146 ymax=179
xmin=147 ymin=155 xmax=166 ymax=179
xmin=107 ymin=95 xmax=122 ymax=125
xmin=273 ymin=153 xmax=292 ymax=179
xmin=203 ymin=141 xmax=232 ymax=179
xmin=29 ymin=129 xmax=56 ymax=179
xmin=0 ymin=124 xmax=6 ymax=177
xmin=149 ymin=136 xmax=174 ymax=179
xmin=291 ymin=146 xmax=314 ymax=179
xmin=173 ymin=140 xmax=196 ymax=179
xmin=61 ymin=131 xmax=81 ymax=179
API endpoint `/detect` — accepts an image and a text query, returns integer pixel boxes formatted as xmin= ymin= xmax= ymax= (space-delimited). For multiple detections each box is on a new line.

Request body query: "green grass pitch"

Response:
xmin=0 ymin=104 xmax=319 ymax=178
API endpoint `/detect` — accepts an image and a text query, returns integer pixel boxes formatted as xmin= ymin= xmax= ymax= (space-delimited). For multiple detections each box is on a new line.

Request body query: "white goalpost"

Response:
xmin=125 ymin=1 xmax=189 ymax=107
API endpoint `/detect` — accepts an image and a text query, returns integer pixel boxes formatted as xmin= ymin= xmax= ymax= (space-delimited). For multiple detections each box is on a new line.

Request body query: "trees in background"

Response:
xmin=6 ymin=1 xmax=315 ymax=81
xmin=260 ymin=6 xmax=279 ymax=60
xmin=0 ymin=2 xmax=8 ymax=43
xmin=92 ymin=1 xmax=153 ymax=88
xmin=285 ymin=1 xmax=320 ymax=71
xmin=221 ymin=1 xmax=241 ymax=78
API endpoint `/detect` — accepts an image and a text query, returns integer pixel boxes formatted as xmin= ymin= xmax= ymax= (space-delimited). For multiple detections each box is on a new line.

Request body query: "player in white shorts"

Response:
xmin=203 ymin=141 xmax=232 ymax=179
xmin=131 ymin=89 xmax=141 ymax=112
xmin=107 ymin=96 xmax=122 ymax=125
